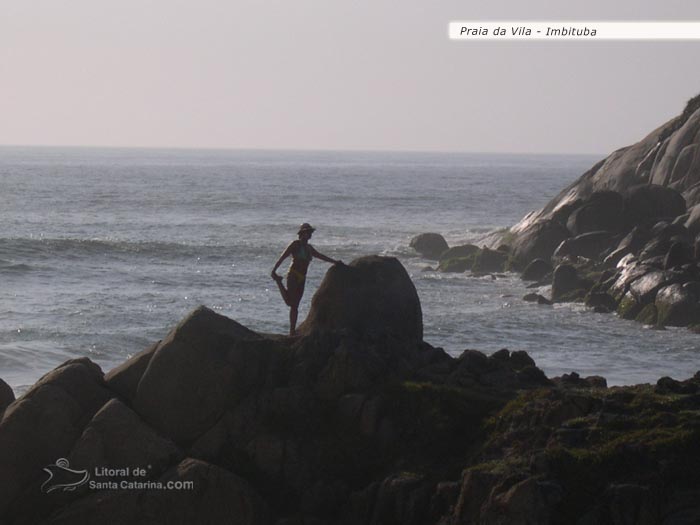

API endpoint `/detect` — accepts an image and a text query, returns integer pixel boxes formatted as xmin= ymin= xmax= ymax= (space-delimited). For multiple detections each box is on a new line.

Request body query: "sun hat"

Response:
xmin=298 ymin=223 xmax=316 ymax=234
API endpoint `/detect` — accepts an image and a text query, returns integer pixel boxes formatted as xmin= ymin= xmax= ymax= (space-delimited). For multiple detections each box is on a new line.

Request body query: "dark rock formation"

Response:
xmin=551 ymin=264 xmax=584 ymax=302
xmin=684 ymin=204 xmax=700 ymax=237
xmin=4 ymin=255 xmax=700 ymax=524
xmin=565 ymin=190 xmax=624 ymax=235
xmin=622 ymin=184 xmax=687 ymax=228
xmin=521 ymin=258 xmax=553 ymax=281
xmin=134 ymin=307 xmax=266 ymax=445
xmin=445 ymin=373 xmax=700 ymax=524
xmin=655 ymin=283 xmax=700 ymax=327
xmin=0 ymin=379 xmax=14 ymax=415
xmin=471 ymin=247 xmax=508 ymax=274
xmin=104 ymin=341 xmax=158 ymax=404
xmin=0 ymin=359 xmax=112 ymax=518
xmin=438 ymin=244 xmax=479 ymax=262
xmin=510 ymin=219 xmax=570 ymax=265
xmin=553 ymin=231 xmax=618 ymax=261
xmin=410 ymin=233 xmax=449 ymax=260
xmin=298 ymin=255 xmax=423 ymax=341
xmin=664 ymin=241 xmax=694 ymax=269
xmin=523 ymin=293 xmax=552 ymax=305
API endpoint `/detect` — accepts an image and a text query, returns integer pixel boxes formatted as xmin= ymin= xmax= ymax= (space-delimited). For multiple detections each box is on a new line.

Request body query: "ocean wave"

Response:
xmin=0 ymin=262 xmax=34 ymax=273
xmin=0 ymin=237 xmax=264 ymax=262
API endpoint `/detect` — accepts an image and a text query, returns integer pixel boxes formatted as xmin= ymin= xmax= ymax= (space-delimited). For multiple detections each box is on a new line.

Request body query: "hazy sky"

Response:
xmin=1 ymin=0 xmax=700 ymax=154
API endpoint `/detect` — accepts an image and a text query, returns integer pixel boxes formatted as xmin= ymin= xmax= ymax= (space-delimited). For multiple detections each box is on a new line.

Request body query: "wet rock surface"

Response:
xmin=410 ymin=233 xmax=449 ymax=260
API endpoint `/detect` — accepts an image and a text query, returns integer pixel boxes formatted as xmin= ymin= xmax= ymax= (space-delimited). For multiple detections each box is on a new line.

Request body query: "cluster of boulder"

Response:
xmin=2 ymin=255 xmax=700 ymax=524
xmin=412 ymin=95 xmax=700 ymax=330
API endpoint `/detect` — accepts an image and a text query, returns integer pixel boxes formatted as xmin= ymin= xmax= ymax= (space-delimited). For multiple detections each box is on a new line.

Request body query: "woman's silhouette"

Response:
xmin=271 ymin=223 xmax=341 ymax=335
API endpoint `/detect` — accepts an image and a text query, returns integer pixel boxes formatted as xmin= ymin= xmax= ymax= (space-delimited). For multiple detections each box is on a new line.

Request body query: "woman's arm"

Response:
xmin=271 ymin=242 xmax=295 ymax=277
xmin=309 ymin=245 xmax=341 ymax=265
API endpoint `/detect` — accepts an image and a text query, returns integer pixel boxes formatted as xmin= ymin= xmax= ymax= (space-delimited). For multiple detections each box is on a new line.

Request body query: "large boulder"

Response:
xmin=566 ymin=191 xmax=624 ymax=235
xmin=553 ymin=231 xmax=617 ymax=261
xmin=510 ymin=220 xmax=570 ymax=264
xmin=655 ymin=283 xmax=700 ymax=327
xmin=104 ymin=341 xmax=158 ymax=404
xmin=622 ymin=184 xmax=687 ymax=228
xmin=521 ymin=259 xmax=553 ymax=281
xmin=133 ymin=306 xmax=272 ymax=445
xmin=0 ymin=358 xmax=112 ymax=517
xmin=409 ymin=233 xmax=448 ymax=260
xmin=69 ymin=399 xmax=182 ymax=478
xmin=604 ymin=226 xmax=651 ymax=266
xmin=298 ymin=256 xmax=423 ymax=341
xmin=552 ymin=264 xmax=585 ymax=301
xmin=664 ymin=241 xmax=694 ymax=269
xmin=628 ymin=271 xmax=676 ymax=305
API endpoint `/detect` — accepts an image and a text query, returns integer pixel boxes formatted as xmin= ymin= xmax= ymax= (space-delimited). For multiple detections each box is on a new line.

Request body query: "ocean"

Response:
xmin=2 ymin=146 xmax=699 ymax=393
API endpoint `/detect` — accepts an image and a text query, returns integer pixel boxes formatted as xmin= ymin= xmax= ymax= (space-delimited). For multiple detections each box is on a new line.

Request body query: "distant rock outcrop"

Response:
xmin=508 ymin=95 xmax=700 ymax=263
xmin=478 ymin=93 xmax=700 ymax=330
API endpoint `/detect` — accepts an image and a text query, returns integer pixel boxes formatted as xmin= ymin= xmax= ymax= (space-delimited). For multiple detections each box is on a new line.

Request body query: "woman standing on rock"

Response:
xmin=271 ymin=223 xmax=342 ymax=336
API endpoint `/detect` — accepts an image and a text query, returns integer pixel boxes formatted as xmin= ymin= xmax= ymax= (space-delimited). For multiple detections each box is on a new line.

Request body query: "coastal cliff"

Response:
xmin=2 ymin=256 xmax=700 ymax=524
xmin=416 ymin=93 xmax=700 ymax=331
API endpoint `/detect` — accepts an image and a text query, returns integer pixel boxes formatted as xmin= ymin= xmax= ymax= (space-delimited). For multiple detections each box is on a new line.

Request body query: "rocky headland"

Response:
xmin=415 ymin=93 xmax=700 ymax=330
xmin=2 ymin=255 xmax=700 ymax=524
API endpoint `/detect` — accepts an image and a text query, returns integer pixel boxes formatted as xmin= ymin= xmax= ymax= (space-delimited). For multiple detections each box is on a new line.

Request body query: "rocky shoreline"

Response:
xmin=2 ymin=255 xmax=700 ymax=524
xmin=413 ymin=93 xmax=700 ymax=332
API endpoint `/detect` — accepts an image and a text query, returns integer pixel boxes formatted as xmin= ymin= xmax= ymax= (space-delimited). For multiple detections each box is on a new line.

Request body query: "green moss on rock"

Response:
xmin=635 ymin=304 xmax=658 ymax=325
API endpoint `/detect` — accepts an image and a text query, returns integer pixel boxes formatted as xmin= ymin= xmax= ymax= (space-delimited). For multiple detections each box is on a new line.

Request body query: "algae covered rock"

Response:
xmin=471 ymin=247 xmax=509 ymax=273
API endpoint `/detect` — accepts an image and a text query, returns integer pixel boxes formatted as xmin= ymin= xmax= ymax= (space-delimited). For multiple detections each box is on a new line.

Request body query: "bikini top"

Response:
xmin=292 ymin=243 xmax=312 ymax=264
